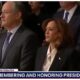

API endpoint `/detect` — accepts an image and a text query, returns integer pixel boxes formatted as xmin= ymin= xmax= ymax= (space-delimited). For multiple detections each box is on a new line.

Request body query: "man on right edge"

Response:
xmin=53 ymin=2 xmax=80 ymax=53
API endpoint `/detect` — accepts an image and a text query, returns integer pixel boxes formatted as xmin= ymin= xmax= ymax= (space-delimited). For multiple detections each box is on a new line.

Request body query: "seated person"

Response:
xmin=35 ymin=18 xmax=80 ymax=71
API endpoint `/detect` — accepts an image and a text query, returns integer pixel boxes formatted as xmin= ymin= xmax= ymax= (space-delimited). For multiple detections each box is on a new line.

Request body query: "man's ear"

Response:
xmin=16 ymin=11 xmax=22 ymax=20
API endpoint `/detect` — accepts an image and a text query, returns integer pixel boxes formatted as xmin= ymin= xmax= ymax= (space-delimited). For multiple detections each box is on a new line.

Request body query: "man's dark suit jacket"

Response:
xmin=35 ymin=45 xmax=80 ymax=71
xmin=0 ymin=24 xmax=39 ymax=71
xmin=53 ymin=6 xmax=80 ymax=48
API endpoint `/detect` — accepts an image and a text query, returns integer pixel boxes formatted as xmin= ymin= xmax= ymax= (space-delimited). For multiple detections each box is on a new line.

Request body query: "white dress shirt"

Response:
xmin=7 ymin=23 xmax=22 ymax=43
xmin=63 ymin=5 xmax=77 ymax=23
xmin=42 ymin=45 xmax=57 ymax=71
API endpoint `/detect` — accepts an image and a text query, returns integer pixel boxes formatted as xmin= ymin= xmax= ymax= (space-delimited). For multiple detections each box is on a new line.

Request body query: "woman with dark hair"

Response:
xmin=35 ymin=18 xmax=80 ymax=71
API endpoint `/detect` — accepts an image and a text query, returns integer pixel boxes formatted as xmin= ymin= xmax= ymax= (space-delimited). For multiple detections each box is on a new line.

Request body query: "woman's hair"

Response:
xmin=42 ymin=18 xmax=74 ymax=47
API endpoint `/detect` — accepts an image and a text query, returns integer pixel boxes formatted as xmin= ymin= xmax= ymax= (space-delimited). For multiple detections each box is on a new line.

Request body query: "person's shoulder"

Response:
xmin=58 ymin=44 xmax=74 ymax=57
xmin=64 ymin=46 xmax=78 ymax=58
xmin=53 ymin=8 xmax=64 ymax=18
xmin=74 ymin=5 xmax=80 ymax=14
xmin=38 ymin=45 xmax=48 ymax=52
xmin=65 ymin=46 xmax=74 ymax=53
xmin=21 ymin=24 xmax=36 ymax=35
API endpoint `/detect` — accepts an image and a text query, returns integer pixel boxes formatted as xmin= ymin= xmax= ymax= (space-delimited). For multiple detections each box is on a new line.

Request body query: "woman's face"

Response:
xmin=45 ymin=21 xmax=60 ymax=43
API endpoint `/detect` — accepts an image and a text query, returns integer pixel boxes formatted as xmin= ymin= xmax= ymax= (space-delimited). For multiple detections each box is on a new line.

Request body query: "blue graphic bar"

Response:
xmin=0 ymin=71 xmax=80 ymax=78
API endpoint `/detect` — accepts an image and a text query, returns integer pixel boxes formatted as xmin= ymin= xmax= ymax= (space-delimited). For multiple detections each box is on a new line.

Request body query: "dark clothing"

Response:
xmin=25 ymin=11 xmax=50 ymax=45
xmin=35 ymin=45 xmax=80 ymax=71
xmin=0 ymin=28 xmax=6 ymax=38
xmin=0 ymin=25 xmax=39 ymax=71
xmin=53 ymin=6 xmax=80 ymax=53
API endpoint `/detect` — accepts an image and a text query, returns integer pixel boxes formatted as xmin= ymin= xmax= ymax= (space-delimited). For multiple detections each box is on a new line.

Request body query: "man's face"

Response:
xmin=59 ymin=2 xmax=75 ymax=10
xmin=1 ymin=2 xmax=18 ymax=29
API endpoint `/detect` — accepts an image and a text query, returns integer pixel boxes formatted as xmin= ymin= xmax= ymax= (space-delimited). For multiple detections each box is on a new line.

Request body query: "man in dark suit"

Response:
xmin=0 ymin=2 xmax=38 ymax=71
xmin=53 ymin=2 xmax=80 ymax=52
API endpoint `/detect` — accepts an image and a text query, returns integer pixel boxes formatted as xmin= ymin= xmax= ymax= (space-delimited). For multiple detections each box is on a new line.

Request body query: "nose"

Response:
xmin=0 ymin=12 xmax=4 ymax=19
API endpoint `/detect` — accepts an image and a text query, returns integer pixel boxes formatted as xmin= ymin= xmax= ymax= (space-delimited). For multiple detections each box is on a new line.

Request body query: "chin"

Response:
xmin=1 ymin=24 xmax=4 ymax=27
xmin=1 ymin=22 xmax=6 ymax=26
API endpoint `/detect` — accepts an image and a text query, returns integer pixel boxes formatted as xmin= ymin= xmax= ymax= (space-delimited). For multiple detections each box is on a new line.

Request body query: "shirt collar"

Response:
xmin=47 ymin=45 xmax=57 ymax=60
xmin=65 ymin=4 xmax=77 ymax=16
xmin=63 ymin=4 xmax=77 ymax=23
xmin=7 ymin=22 xmax=22 ymax=34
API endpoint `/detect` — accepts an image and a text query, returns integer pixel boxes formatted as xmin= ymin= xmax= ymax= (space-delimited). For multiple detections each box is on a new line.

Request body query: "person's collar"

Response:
xmin=7 ymin=22 xmax=22 ymax=34
xmin=47 ymin=45 xmax=57 ymax=59
xmin=65 ymin=4 xmax=77 ymax=15
xmin=63 ymin=4 xmax=77 ymax=23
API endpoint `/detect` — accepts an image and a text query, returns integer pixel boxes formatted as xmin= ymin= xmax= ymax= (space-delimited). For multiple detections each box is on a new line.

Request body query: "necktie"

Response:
xmin=64 ymin=11 xmax=69 ymax=22
xmin=2 ymin=32 xmax=12 ymax=61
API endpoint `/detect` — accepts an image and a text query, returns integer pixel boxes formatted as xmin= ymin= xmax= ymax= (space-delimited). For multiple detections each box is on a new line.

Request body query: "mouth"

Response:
xmin=1 ymin=18 xmax=4 ymax=21
xmin=45 ymin=36 xmax=50 ymax=39
xmin=45 ymin=34 xmax=49 ymax=37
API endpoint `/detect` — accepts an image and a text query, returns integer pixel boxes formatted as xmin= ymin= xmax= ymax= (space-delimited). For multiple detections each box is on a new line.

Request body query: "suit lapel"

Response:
xmin=39 ymin=46 xmax=48 ymax=70
xmin=69 ymin=7 xmax=80 ymax=28
xmin=0 ymin=33 xmax=7 ymax=64
xmin=49 ymin=48 xmax=63 ymax=71
xmin=59 ymin=10 xmax=64 ymax=19
xmin=54 ymin=10 xmax=64 ymax=19
xmin=1 ymin=25 xmax=25 ymax=64
xmin=49 ymin=47 xmax=72 ymax=71
xmin=69 ymin=6 xmax=80 ymax=24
